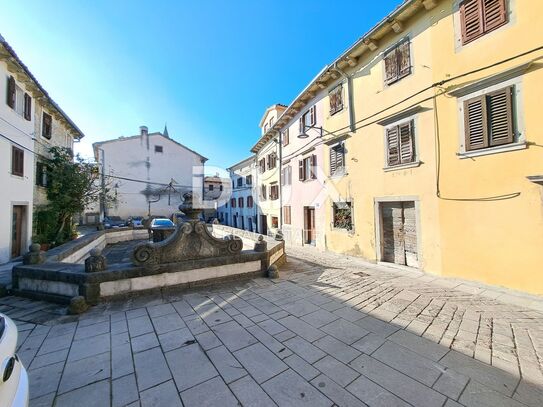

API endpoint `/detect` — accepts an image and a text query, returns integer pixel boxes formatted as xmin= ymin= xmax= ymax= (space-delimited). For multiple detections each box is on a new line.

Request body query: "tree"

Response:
xmin=36 ymin=147 xmax=114 ymax=246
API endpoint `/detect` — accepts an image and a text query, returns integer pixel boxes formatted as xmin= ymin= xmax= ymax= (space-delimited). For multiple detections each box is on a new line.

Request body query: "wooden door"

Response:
xmin=260 ymin=215 xmax=267 ymax=235
xmin=304 ymin=207 xmax=316 ymax=245
xmin=402 ymin=202 xmax=418 ymax=267
xmin=381 ymin=201 xmax=418 ymax=267
xmin=11 ymin=206 xmax=24 ymax=258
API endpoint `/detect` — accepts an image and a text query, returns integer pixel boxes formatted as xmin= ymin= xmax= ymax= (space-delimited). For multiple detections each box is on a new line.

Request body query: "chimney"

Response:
xmin=140 ymin=126 xmax=148 ymax=137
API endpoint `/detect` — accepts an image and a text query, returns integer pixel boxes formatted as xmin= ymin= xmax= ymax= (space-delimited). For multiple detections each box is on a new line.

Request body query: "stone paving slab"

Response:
xmin=2 ymin=246 xmax=543 ymax=406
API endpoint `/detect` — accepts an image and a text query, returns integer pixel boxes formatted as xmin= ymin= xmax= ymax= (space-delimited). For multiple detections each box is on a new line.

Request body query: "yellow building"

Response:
xmin=267 ymin=0 xmax=543 ymax=295
xmin=251 ymin=104 xmax=286 ymax=236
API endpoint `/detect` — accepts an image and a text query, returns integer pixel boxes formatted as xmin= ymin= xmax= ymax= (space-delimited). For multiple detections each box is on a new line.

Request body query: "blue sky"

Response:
xmin=1 ymin=0 xmax=399 ymax=171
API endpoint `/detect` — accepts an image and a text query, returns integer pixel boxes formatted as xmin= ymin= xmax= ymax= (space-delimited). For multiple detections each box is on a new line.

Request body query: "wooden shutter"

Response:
xmin=397 ymin=40 xmax=411 ymax=78
xmin=338 ymin=143 xmax=345 ymax=169
xmin=310 ymin=155 xmax=317 ymax=179
xmin=42 ymin=113 xmax=52 ymax=139
xmin=7 ymin=76 xmax=16 ymax=108
xmin=310 ymin=106 xmax=316 ymax=125
xmin=483 ymin=0 xmax=507 ymax=32
xmin=23 ymin=93 xmax=31 ymax=121
xmin=36 ymin=162 xmax=44 ymax=186
xmin=299 ymin=117 xmax=304 ymax=134
xmin=330 ymin=145 xmax=337 ymax=175
xmin=12 ymin=146 xmax=24 ymax=176
xmin=464 ymin=95 xmax=488 ymax=150
xmin=298 ymin=160 xmax=304 ymax=181
xmin=283 ymin=129 xmax=289 ymax=146
xmin=399 ymin=121 xmax=415 ymax=163
xmin=386 ymin=127 xmax=400 ymax=166
xmin=384 ymin=49 xmax=398 ymax=84
xmin=460 ymin=0 xmax=484 ymax=44
xmin=487 ymin=86 xmax=513 ymax=146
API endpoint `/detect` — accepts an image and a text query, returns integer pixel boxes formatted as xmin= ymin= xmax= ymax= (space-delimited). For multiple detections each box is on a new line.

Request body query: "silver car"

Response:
xmin=0 ymin=314 xmax=29 ymax=406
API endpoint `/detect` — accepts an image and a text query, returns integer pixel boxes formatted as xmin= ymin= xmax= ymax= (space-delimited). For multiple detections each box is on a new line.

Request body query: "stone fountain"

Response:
xmin=132 ymin=192 xmax=243 ymax=267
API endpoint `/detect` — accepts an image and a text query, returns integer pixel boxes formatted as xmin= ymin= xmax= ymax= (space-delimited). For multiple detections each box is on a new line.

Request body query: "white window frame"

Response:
xmin=452 ymin=0 xmax=516 ymax=53
xmin=382 ymin=113 xmax=421 ymax=171
xmin=456 ymin=75 xmax=525 ymax=158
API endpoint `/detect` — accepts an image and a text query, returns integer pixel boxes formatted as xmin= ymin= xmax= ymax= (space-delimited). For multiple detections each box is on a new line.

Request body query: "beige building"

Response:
xmin=251 ymin=104 xmax=286 ymax=235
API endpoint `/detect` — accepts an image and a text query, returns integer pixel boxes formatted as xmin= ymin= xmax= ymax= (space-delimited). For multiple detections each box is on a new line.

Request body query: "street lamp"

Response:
xmin=297 ymin=125 xmax=341 ymax=139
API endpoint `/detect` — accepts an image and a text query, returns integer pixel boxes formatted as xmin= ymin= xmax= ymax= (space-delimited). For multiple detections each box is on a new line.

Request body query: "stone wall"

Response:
xmin=12 ymin=224 xmax=286 ymax=306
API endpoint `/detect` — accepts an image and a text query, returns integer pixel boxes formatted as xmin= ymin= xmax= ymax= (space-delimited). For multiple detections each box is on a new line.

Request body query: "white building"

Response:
xmin=217 ymin=156 xmax=257 ymax=232
xmin=0 ymin=34 xmax=83 ymax=264
xmin=92 ymin=126 xmax=207 ymax=219
xmin=203 ymin=174 xmax=229 ymax=222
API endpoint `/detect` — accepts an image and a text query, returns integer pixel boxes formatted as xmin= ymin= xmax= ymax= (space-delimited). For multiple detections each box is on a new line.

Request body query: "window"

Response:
xmin=384 ymin=38 xmax=411 ymax=85
xmin=231 ymin=198 xmax=236 ymax=208
xmin=267 ymin=153 xmax=277 ymax=170
xmin=247 ymin=195 xmax=254 ymax=208
xmin=6 ymin=76 xmax=31 ymax=120
xmin=6 ymin=76 xmax=15 ymax=109
xmin=264 ymin=123 xmax=269 ymax=133
xmin=281 ymin=165 xmax=292 ymax=186
xmin=246 ymin=175 xmax=252 ymax=185
xmin=155 ymin=145 xmax=163 ymax=153
xmin=299 ymin=106 xmax=316 ymax=135
xmin=333 ymin=202 xmax=353 ymax=230
xmin=237 ymin=178 xmax=243 ymax=187
xmin=330 ymin=142 xmax=346 ymax=176
xmin=283 ymin=206 xmax=291 ymax=225
xmin=283 ymin=128 xmax=290 ymax=146
xmin=460 ymin=0 xmax=507 ymax=45
xmin=42 ymin=112 xmax=52 ymax=140
xmin=11 ymin=146 xmax=24 ymax=177
xmin=271 ymin=216 xmax=279 ymax=229
xmin=463 ymin=86 xmax=514 ymax=151
xmin=270 ymin=185 xmax=279 ymax=200
xmin=329 ymin=84 xmax=343 ymax=115
xmin=23 ymin=94 xmax=31 ymax=121
xmin=36 ymin=162 xmax=50 ymax=187
xmin=238 ymin=197 xmax=244 ymax=208
xmin=209 ymin=184 xmax=214 ymax=191
xmin=220 ymin=184 xmax=223 ymax=191
xmin=298 ymin=155 xmax=317 ymax=181
xmin=385 ymin=120 xmax=415 ymax=167
xmin=259 ymin=158 xmax=266 ymax=173
xmin=260 ymin=185 xmax=267 ymax=200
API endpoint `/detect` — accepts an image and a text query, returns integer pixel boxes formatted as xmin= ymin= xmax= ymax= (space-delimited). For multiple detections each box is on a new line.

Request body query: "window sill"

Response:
xmin=331 ymin=227 xmax=354 ymax=235
xmin=330 ymin=170 xmax=347 ymax=179
xmin=329 ymin=108 xmax=344 ymax=117
xmin=11 ymin=173 xmax=24 ymax=179
xmin=458 ymin=142 xmax=526 ymax=159
xmin=383 ymin=161 xmax=421 ymax=172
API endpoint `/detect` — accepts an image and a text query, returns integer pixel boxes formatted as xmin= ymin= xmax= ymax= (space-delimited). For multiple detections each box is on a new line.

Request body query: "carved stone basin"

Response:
xmin=132 ymin=220 xmax=243 ymax=267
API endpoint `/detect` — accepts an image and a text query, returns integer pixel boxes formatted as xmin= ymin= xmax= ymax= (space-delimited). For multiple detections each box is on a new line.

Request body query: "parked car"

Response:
xmin=127 ymin=216 xmax=144 ymax=228
xmin=149 ymin=218 xmax=176 ymax=242
xmin=103 ymin=216 xmax=126 ymax=229
xmin=0 ymin=314 xmax=29 ymax=406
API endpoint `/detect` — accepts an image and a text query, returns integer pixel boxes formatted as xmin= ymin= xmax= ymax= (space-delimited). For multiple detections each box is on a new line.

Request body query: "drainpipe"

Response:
xmin=333 ymin=63 xmax=355 ymax=133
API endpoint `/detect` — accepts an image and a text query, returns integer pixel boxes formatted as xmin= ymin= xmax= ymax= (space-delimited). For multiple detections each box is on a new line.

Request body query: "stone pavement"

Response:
xmin=3 ymin=246 xmax=543 ymax=406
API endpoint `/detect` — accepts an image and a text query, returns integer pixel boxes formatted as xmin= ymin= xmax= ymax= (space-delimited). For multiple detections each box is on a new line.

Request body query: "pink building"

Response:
xmin=280 ymin=97 xmax=327 ymax=248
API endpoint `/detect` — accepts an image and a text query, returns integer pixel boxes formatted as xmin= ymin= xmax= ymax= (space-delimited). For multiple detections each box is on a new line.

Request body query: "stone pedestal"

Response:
xmin=254 ymin=235 xmax=267 ymax=252
xmin=85 ymin=248 xmax=107 ymax=273
xmin=23 ymin=244 xmax=45 ymax=265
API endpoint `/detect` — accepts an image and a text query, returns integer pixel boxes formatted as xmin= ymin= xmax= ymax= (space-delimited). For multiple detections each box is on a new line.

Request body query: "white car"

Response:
xmin=0 ymin=314 xmax=29 ymax=406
